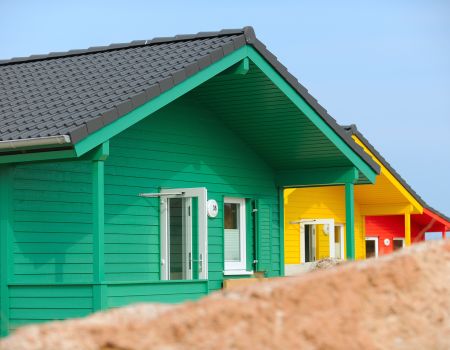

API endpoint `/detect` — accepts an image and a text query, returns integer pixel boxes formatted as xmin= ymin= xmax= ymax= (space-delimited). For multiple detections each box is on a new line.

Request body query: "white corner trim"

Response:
xmin=223 ymin=270 xmax=253 ymax=276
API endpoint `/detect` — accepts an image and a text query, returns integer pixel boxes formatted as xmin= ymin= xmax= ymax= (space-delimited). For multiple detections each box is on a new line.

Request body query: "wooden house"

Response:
xmin=284 ymin=124 xmax=448 ymax=273
xmin=0 ymin=27 xmax=380 ymax=335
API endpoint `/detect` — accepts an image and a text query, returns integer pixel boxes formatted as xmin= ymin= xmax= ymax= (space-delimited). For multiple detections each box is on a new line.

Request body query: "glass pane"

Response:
xmin=169 ymin=198 xmax=185 ymax=280
xmin=393 ymin=239 xmax=403 ymax=251
xmin=224 ymin=202 xmax=240 ymax=262
xmin=366 ymin=240 xmax=376 ymax=258
xmin=304 ymin=225 xmax=315 ymax=262
xmin=224 ymin=203 xmax=238 ymax=229
xmin=334 ymin=228 xmax=340 ymax=243
xmin=334 ymin=226 xmax=341 ymax=259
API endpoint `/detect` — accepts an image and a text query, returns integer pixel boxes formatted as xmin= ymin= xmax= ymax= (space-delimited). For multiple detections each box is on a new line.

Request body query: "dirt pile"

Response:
xmin=310 ymin=257 xmax=346 ymax=271
xmin=2 ymin=240 xmax=449 ymax=350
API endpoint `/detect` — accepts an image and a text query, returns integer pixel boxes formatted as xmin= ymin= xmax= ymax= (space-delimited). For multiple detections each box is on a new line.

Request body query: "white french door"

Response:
xmin=299 ymin=219 xmax=335 ymax=263
xmin=160 ymin=188 xmax=208 ymax=280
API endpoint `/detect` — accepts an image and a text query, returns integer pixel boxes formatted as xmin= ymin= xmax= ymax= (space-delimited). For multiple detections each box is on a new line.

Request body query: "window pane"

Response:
xmin=224 ymin=202 xmax=241 ymax=262
xmin=224 ymin=203 xmax=238 ymax=229
xmin=334 ymin=226 xmax=341 ymax=259
xmin=304 ymin=225 xmax=315 ymax=262
xmin=334 ymin=228 xmax=340 ymax=243
xmin=225 ymin=229 xmax=240 ymax=261
xmin=169 ymin=198 xmax=184 ymax=280
xmin=366 ymin=240 xmax=376 ymax=258
xmin=393 ymin=239 xmax=403 ymax=251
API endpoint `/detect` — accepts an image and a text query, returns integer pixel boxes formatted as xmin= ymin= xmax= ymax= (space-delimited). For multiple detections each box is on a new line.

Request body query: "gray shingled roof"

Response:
xmin=0 ymin=29 xmax=248 ymax=143
xmin=0 ymin=27 xmax=379 ymax=173
xmin=343 ymin=125 xmax=449 ymax=223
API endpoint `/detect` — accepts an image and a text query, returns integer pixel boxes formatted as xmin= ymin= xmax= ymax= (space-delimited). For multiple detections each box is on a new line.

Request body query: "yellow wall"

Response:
xmin=284 ymin=186 xmax=365 ymax=264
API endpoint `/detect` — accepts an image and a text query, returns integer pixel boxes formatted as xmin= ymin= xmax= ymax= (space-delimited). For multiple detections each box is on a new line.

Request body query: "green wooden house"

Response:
xmin=0 ymin=27 xmax=379 ymax=335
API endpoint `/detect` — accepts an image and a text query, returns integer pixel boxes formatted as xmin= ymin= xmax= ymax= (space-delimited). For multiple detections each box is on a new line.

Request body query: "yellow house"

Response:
xmin=284 ymin=125 xmax=423 ymax=274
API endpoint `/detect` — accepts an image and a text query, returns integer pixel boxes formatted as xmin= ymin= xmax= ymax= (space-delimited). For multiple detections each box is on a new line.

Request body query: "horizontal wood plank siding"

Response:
xmin=107 ymin=281 xmax=208 ymax=307
xmin=8 ymin=285 xmax=92 ymax=332
xmin=104 ymin=98 xmax=280 ymax=288
xmin=12 ymin=161 xmax=93 ymax=284
xmin=284 ymin=186 xmax=365 ymax=263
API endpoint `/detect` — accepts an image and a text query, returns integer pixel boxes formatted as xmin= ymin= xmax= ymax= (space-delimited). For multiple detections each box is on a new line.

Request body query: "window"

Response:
xmin=365 ymin=237 xmax=378 ymax=258
xmin=393 ymin=238 xmax=405 ymax=251
xmin=224 ymin=198 xmax=246 ymax=272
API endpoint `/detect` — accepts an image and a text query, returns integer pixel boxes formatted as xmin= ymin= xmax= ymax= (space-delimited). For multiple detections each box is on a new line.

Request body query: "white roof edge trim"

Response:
xmin=0 ymin=135 xmax=71 ymax=150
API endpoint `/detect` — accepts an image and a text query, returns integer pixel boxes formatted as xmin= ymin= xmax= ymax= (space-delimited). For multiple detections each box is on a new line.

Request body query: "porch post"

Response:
xmin=404 ymin=209 xmax=411 ymax=246
xmin=345 ymin=182 xmax=355 ymax=260
xmin=92 ymin=142 xmax=109 ymax=311
xmin=279 ymin=187 xmax=285 ymax=276
xmin=443 ymin=228 xmax=447 ymax=240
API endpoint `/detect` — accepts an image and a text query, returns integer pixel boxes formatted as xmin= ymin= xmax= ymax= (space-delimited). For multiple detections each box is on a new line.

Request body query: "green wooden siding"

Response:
xmin=103 ymin=97 xmax=281 ymax=289
xmin=12 ymin=161 xmax=93 ymax=284
xmin=8 ymin=285 xmax=93 ymax=332
xmin=107 ymin=281 xmax=208 ymax=307
xmin=0 ymin=45 xmax=381 ymax=337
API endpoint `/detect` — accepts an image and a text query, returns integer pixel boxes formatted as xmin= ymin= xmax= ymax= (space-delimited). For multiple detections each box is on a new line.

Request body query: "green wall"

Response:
xmin=0 ymin=96 xmax=281 ymax=335
xmin=12 ymin=161 xmax=93 ymax=284
xmin=104 ymin=97 xmax=281 ymax=291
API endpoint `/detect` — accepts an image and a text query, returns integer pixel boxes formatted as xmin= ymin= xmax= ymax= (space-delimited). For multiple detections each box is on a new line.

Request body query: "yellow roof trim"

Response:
xmin=352 ymin=135 xmax=423 ymax=214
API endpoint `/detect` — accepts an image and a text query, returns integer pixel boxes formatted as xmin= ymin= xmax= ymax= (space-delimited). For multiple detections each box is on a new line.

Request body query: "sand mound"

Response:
xmin=2 ymin=240 xmax=449 ymax=350
xmin=311 ymin=257 xmax=346 ymax=270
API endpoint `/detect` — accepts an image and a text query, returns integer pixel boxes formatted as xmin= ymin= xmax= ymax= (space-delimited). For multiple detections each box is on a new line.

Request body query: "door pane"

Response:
xmin=334 ymin=226 xmax=342 ymax=259
xmin=224 ymin=203 xmax=238 ymax=229
xmin=304 ymin=224 xmax=315 ymax=262
xmin=366 ymin=239 xmax=376 ymax=258
xmin=224 ymin=203 xmax=240 ymax=261
xmin=191 ymin=197 xmax=199 ymax=279
xmin=168 ymin=198 xmax=186 ymax=280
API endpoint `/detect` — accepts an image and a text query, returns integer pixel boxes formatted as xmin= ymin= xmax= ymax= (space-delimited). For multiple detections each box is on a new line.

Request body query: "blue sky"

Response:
xmin=1 ymin=0 xmax=449 ymax=215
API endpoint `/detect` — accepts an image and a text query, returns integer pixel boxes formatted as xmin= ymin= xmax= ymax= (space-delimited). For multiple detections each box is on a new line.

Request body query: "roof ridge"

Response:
xmin=0 ymin=27 xmax=254 ymax=66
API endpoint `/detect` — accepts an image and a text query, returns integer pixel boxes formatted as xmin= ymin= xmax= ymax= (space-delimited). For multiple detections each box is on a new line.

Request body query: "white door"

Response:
xmin=300 ymin=219 xmax=335 ymax=263
xmin=160 ymin=188 xmax=208 ymax=280
xmin=365 ymin=237 xmax=378 ymax=258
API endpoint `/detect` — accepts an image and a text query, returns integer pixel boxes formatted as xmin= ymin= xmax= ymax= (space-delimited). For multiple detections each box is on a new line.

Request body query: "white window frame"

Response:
xmin=160 ymin=187 xmax=208 ymax=280
xmin=298 ymin=218 xmax=335 ymax=263
xmin=365 ymin=237 xmax=379 ymax=258
xmin=224 ymin=197 xmax=247 ymax=273
xmin=393 ymin=237 xmax=405 ymax=250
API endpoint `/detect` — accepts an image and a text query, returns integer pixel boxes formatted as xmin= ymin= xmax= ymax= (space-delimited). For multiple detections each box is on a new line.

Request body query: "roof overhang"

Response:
xmin=0 ymin=33 xmax=380 ymax=186
xmin=349 ymin=131 xmax=423 ymax=214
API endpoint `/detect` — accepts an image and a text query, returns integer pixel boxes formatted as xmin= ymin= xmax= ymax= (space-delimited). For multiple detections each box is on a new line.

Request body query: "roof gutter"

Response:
xmin=0 ymin=135 xmax=72 ymax=151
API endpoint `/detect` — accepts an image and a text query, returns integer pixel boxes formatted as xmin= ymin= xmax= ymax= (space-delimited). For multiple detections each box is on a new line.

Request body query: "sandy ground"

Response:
xmin=2 ymin=240 xmax=449 ymax=350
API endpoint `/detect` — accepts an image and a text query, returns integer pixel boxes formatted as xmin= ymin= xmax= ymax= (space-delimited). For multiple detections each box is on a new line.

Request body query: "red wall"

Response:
xmin=365 ymin=216 xmax=404 ymax=255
